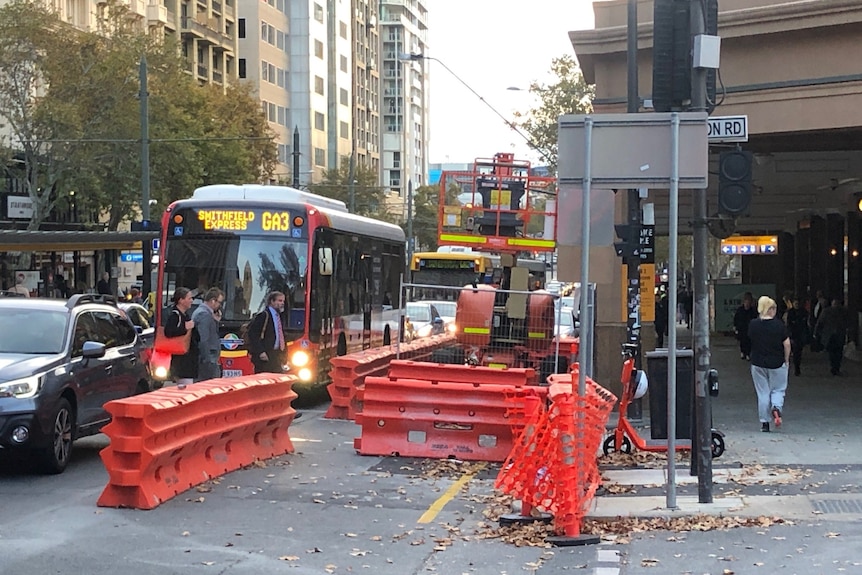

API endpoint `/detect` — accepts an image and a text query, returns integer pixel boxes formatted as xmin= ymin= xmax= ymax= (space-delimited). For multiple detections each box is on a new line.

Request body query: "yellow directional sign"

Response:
xmin=720 ymin=235 xmax=778 ymax=256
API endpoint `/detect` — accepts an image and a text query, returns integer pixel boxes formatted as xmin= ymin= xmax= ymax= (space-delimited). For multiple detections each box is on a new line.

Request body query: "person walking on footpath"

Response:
xmin=654 ymin=289 xmax=669 ymax=348
xmin=247 ymin=291 xmax=287 ymax=374
xmin=783 ymin=297 xmax=809 ymax=376
xmin=8 ymin=273 xmax=30 ymax=297
xmin=748 ymin=296 xmax=791 ymax=432
xmin=733 ymin=292 xmax=758 ymax=360
xmin=814 ymin=297 xmax=849 ymax=376
xmin=192 ymin=287 xmax=224 ymax=382
xmin=163 ymin=287 xmax=198 ymax=387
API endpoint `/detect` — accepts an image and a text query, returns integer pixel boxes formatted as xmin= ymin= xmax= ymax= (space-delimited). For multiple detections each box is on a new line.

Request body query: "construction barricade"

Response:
xmin=354 ymin=362 xmax=545 ymax=461
xmin=97 ymin=374 xmax=298 ymax=510
xmin=324 ymin=334 xmax=456 ymax=420
xmin=495 ymin=369 xmax=617 ymax=538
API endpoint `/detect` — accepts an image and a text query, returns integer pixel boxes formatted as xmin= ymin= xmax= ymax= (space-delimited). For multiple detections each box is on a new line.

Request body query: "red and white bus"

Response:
xmin=150 ymin=184 xmax=405 ymax=394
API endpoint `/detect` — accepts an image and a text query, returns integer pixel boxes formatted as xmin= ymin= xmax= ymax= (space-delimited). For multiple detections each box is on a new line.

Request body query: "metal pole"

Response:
xmin=139 ymin=56 xmax=152 ymax=299
xmin=578 ymin=118 xmax=593 ymax=398
xmin=292 ymin=126 xmax=300 ymax=188
xmin=348 ymin=152 xmax=356 ymax=213
xmin=666 ymin=112 xmax=680 ymax=509
xmin=626 ymin=0 xmax=643 ymax=421
xmin=406 ymin=179 xmax=414 ymax=281
xmin=690 ymin=0 xmax=714 ymax=502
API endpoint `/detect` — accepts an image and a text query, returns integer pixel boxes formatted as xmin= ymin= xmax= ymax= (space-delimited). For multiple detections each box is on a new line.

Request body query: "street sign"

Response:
xmin=707 ymin=115 xmax=748 ymax=142
xmin=120 ymin=252 xmax=144 ymax=263
xmin=719 ymin=235 xmax=777 ymax=255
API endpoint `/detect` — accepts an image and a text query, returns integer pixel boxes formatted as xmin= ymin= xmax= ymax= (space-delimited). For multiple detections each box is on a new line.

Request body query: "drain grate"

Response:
xmin=812 ymin=499 xmax=862 ymax=514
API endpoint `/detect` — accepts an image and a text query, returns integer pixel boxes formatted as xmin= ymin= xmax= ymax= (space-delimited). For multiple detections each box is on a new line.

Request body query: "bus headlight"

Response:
xmin=291 ymin=350 xmax=310 ymax=367
xmin=297 ymin=367 xmax=313 ymax=381
xmin=153 ymin=365 xmax=169 ymax=380
xmin=447 ymin=323 xmax=457 ymax=333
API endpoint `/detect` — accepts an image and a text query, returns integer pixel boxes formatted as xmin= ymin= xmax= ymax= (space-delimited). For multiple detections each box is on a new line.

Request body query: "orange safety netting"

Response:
xmin=496 ymin=374 xmax=617 ymax=536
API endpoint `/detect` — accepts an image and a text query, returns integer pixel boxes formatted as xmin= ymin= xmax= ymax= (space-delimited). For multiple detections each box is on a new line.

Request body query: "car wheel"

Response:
xmin=39 ymin=398 xmax=74 ymax=474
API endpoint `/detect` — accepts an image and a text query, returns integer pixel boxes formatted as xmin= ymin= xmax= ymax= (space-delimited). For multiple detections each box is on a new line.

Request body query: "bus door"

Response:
xmin=361 ymin=248 xmax=373 ymax=350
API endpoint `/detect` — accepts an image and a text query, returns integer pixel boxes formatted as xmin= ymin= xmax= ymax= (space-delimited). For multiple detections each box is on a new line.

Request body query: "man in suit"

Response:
xmin=247 ymin=291 xmax=287 ymax=374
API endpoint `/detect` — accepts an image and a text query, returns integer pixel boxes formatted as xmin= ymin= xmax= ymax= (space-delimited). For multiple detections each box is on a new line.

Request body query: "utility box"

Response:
xmin=645 ymin=349 xmax=693 ymax=440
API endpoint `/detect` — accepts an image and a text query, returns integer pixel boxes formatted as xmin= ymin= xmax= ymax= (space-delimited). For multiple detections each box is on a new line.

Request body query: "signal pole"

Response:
xmin=625 ymin=0 xmax=643 ymax=420
xmin=690 ymin=0 xmax=714 ymax=502
xmin=139 ymin=56 xmax=152 ymax=299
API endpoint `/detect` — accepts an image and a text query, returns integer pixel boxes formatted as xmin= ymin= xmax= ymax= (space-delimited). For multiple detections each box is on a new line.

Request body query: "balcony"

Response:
xmin=147 ymin=3 xmax=168 ymax=24
xmin=125 ymin=0 xmax=146 ymax=18
xmin=180 ymin=15 xmax=224 ymax=46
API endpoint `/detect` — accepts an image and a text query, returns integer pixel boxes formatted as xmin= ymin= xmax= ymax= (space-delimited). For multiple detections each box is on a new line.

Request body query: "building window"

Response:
xmin=314 ymin=147 xmax=325 ymax=166
xmin=314 ymin=39 xmax=323 ymax=59
xmin=314 ymin=112 xmax=325 ymax=131
xmin=261 ymin=60 xmax=268 ymax=82
xmin=340 ymin=121 xmax=348 ymax=139
xmin=278 ymin=106 xmax=286 ymax=126
xmin=238 ymin=58 xmax=246 ymax=78
xmin=277 ymin=68 xmax=285 ymax=88
xmin=393 ymin=151 xmax=401 ymax=169
xmin=238 ymin=18 xmax=245 ymax=38
xmin=277 ymin=30 xmax=284 ymax=50
xmin=339 ymin=88 xmax=348 ymax=106
xmin=339 ymin=21 xmax=347 ymax=39
xmin=313 ymin=2 xmax=323 ymax=22
xmin=314 ymin=76 xmax=324 ymax=95
xmin=340 ymin=55 xmax=347 ymax=73
xmin=268 ymin=102 xmax=276 ymax=122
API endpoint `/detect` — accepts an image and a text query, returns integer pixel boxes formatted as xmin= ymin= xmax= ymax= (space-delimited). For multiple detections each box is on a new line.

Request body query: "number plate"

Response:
xmin=222 ymin=369 xmax=243 ymax=377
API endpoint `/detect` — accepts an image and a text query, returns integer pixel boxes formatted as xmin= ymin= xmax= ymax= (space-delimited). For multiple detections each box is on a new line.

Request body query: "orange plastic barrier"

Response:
xmin=495 ymin=371 xmax=617 ymax=537
xmin=387 ymin=360 xmax=535 ymax=387
xmin=97 ymin=374 xmax=298 ymax=510
xmin=354 ymin=371 xmax=546 ymax=461
xmin=324 ymin=334 xmax=456 ymax=420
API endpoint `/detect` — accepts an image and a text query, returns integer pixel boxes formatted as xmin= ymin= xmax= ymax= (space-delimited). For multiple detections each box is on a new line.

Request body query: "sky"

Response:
xmin=426 ymin=1 xmax=596 ymax=166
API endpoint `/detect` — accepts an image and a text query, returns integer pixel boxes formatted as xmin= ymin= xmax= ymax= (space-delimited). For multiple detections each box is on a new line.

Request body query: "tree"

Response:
xmin=0 ymin=0 xmax=276 ymax=230
xmin=308 ymin=158 xmax=388 ymax=218
xmin=513 ymin=55 xmax=594 ymax=173
xmin=409 ymin=184 xmax=441 ymax=251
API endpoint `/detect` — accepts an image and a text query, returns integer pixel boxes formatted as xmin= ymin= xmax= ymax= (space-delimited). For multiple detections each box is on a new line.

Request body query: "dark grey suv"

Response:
xmin=0 ymin=294 xmax=153 ymax=473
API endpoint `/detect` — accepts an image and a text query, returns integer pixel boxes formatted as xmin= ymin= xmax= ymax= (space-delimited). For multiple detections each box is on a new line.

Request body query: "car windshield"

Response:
xmin=406 ymin=303 xmax=432 ymax=322
xmin=429 ymin=302 xmax=456 ymax=318
xmin=557 ymin=309 xmax=574 ymax=327
xmin=0 ymin=309 xmax=68 ymax=353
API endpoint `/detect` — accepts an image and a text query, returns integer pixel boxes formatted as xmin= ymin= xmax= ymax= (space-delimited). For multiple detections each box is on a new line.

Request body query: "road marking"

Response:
xmin=418 ymin=464 xmax=486 ymax=524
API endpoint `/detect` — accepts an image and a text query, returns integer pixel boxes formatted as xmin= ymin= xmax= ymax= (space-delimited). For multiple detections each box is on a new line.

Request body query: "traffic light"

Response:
xmin=718 ymin=150 xmax=753 ymax=216
xmin=614 ymin=224 xmax=641 ymax=259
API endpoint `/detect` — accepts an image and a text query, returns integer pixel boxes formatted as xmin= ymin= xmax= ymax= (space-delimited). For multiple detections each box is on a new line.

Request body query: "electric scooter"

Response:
xmin=602 ymin=343 xmax=725 ymax=458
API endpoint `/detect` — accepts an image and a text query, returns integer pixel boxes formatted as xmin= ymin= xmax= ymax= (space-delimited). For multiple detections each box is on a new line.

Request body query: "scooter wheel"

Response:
xmin=711 ymin=431 xmax=725 ymax=459
xmin=602 ymin=434 xmax=632 ymax=455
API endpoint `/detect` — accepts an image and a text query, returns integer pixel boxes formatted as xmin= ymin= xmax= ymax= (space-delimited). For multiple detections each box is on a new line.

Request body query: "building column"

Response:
xmin=847 ymin=210 xmax=861 ymax=345
xmin=808 ymin=215 xmax=828 ymax=298
xmin=777 ymin=231 xmax=795 ymax=299
xmin=794 ymin=224 xmax=810 ymax=300
xmin=826 ymin=213 xmax=844 ymax=300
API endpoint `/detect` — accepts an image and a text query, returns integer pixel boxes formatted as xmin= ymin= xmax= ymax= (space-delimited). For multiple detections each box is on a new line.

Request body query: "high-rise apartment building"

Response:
xmin=42 ymin=0 xmax=237 ymax=87
xmin=238 ymin=0 xmax=352 ymax=183
xmin=380 ymin=0 xmax=428 ymax=205
xmin=351 ymin=0 xmax=380 ymax=175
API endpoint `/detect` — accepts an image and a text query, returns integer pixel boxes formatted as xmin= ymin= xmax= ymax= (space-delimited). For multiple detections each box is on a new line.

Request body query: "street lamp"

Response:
xmin=398 ymin=52 xmax=553 ymax=165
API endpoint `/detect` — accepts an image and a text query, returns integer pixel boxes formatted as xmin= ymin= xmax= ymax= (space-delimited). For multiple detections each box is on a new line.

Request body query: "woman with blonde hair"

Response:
xmin=747 ymin=296 xmax=791 ymax=432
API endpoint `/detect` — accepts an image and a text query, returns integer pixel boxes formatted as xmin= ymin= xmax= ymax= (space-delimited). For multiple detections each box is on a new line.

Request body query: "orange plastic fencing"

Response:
xmin=354 ymin=366 xmax=545 ymax=461
xmin=324 ymin=334 xmax=456 ymax=420
xmin=496 ymin=371 xmax=617 ymax=537
xmin=97 ymin=374 xmax=298 ymax=510
xmin=387 ymin=359 xmax=535 ymax=387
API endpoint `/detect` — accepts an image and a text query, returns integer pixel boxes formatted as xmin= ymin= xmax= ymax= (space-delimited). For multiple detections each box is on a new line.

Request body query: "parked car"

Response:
xmin=0 ymin=294 xmax=153 ymax=473
xmin=420 ymin=300 xmax=457 ymax=333
xmin=404 ymin=302 xmax=444 ymax=341
xmin=119 ymin=302 xmax=154 ymax=350
xmin=555 ymin=306 xmax=579 ymax=339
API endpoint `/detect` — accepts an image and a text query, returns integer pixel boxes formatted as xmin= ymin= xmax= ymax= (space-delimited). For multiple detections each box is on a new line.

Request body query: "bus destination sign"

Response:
xmin=171 ymin=208 xmax=303 ymax=236
xmin=420 ymin=258 xmax=475 ymax=270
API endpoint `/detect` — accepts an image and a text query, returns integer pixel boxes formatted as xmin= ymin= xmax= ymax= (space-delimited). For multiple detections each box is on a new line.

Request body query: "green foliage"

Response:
xmin=0 ymin=0 xmax=275 ymax=230
xmin=409 ymin=184 xmax=441 ymax=251
xmin=513 ymin=55 xmax=594 ymax=173
xmin=307 ymin=157 xmax=388 ymax=218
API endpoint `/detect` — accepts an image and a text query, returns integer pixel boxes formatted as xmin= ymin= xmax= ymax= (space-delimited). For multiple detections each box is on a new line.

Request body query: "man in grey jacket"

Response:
xmin=192 ymin=287 xmax=224 ymax=382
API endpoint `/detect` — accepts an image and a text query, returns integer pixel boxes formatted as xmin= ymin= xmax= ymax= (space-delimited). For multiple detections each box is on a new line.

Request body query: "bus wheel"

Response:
xmin=383 ymin=326 xmax=391 ymax=346
xmin=337 ymin=333 xmax=347 ymax=356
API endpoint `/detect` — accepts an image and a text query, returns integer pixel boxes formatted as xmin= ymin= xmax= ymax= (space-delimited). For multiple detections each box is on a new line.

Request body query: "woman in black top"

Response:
xmin=784 ymin=298 xmax=808 ymax=376
xmin=747 ymin=296 xmax=791 ymax=432
xmin=164 ymin=287 xmax=198 ymax=386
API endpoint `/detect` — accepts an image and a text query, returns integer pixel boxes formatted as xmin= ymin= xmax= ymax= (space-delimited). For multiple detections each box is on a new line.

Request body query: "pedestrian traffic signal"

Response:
xmin=717 ymin=150 xmax=753 ymax=216
xmin=614 ymin=224 xmax=641 ymax=259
